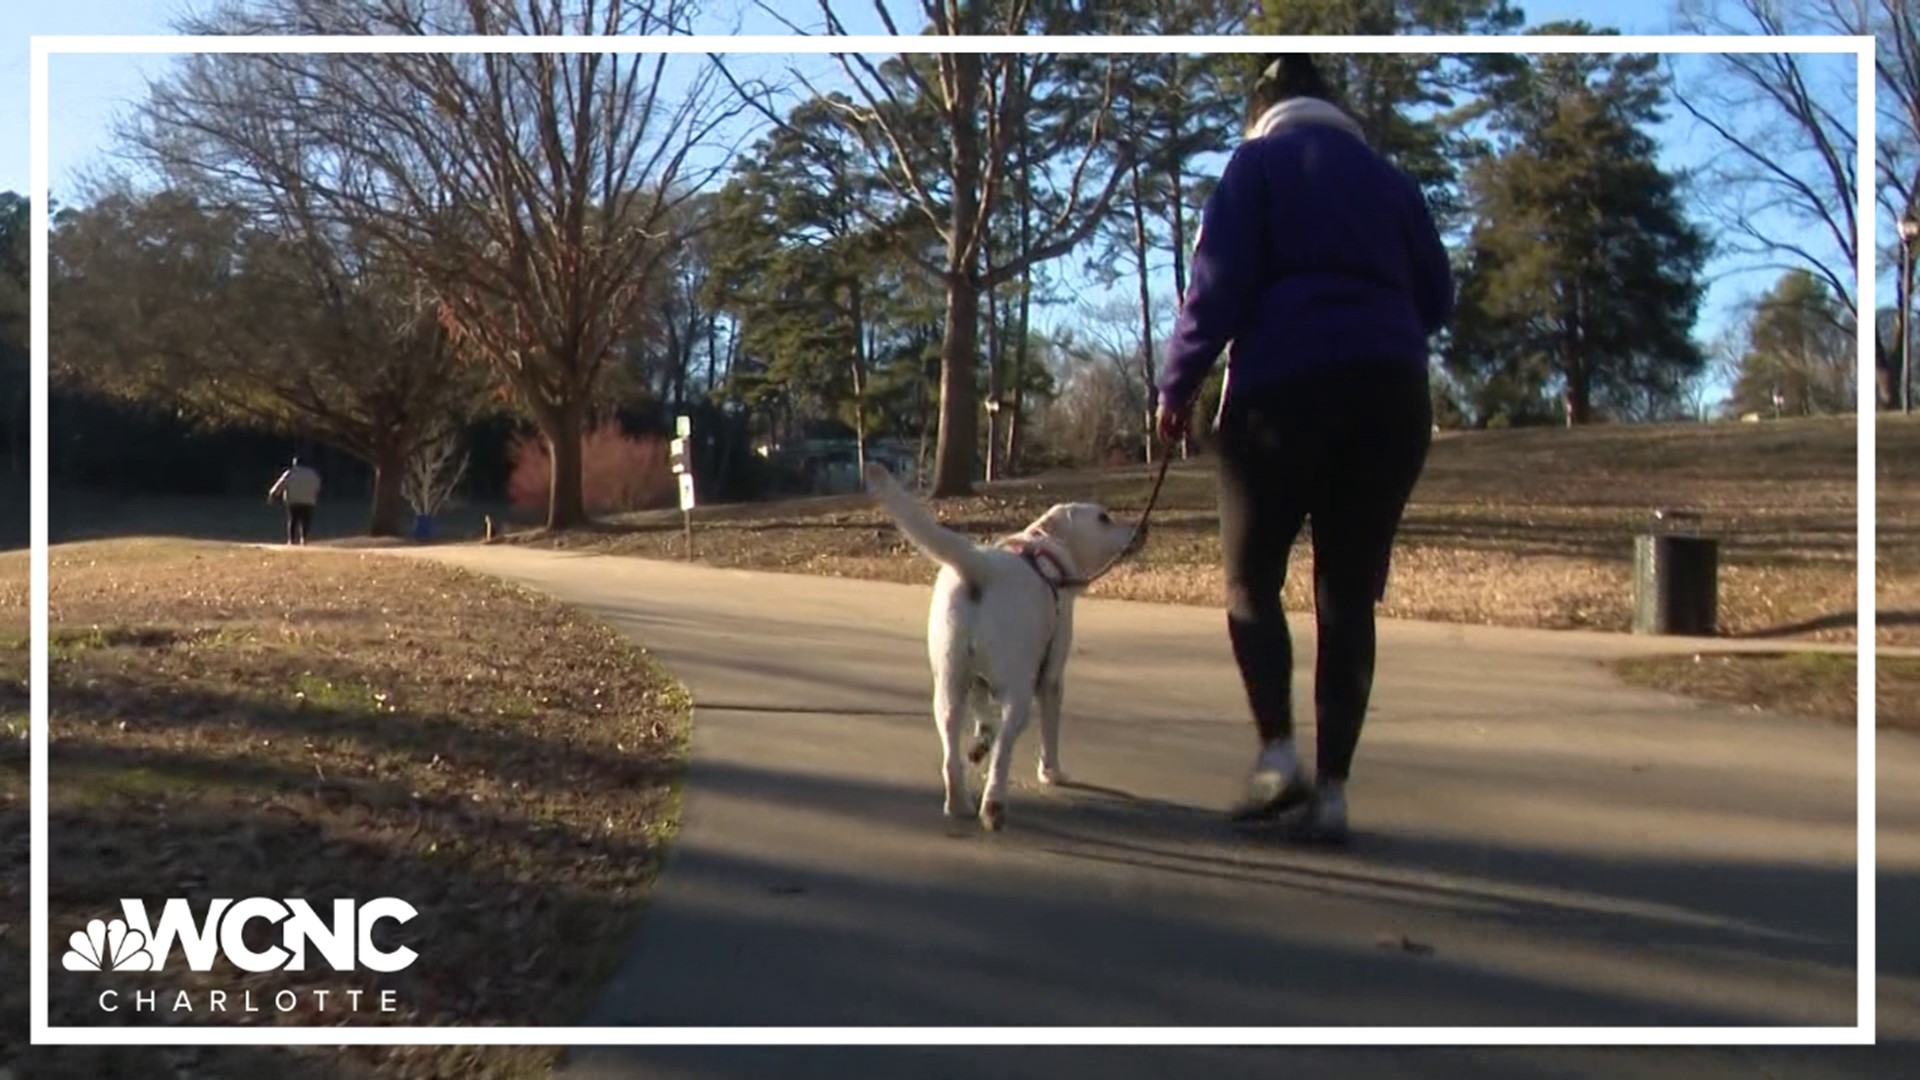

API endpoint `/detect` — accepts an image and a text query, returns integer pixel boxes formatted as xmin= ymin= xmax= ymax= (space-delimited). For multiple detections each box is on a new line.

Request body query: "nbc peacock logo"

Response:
xmin=62 ymin=917 xmax=155 ymax=972
xmin=62 ymin=897 xmax=419 ymax=1017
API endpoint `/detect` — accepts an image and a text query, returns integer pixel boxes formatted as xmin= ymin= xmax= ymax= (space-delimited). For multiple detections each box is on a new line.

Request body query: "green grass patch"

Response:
xmin=290 ymin=670 xmax=386 ymax=712
xmin=53 ymin=755 xmax=289 ymax=807
xmin=1612 ymin=650 xmax=1912 ymax=730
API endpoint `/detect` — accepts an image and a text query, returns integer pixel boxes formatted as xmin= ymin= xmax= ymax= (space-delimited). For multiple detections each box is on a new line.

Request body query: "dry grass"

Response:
xmin=1611 ymin=650 xmax=1913 ymax=732
xmin=1876 ymin=413 xmax=1920 ymax=648
xmin=0 ymin=540 xmax=690 ymax=1079
xmin=1 ymin=553 xmax=25 ymax=1066
xmin=522 ymin=416 xmax=1865 ymax=642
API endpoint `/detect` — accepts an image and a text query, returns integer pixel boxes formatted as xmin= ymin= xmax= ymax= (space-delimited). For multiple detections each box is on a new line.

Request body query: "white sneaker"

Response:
xmin=1301 ymin=781 xmax=1349 ymax=845
xmin=1230 ymin=739 xmax=1313 ymax=824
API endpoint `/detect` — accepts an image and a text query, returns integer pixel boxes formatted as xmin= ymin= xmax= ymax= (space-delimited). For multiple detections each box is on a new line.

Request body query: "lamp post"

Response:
xmin=1902 ymin=216 xmax=1919 ymax=413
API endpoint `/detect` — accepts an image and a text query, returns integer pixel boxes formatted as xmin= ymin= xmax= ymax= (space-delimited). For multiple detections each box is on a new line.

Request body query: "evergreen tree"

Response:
xmin=702 ymin=94 xmax=943 ymax=459
xmin=1447 ymin=27 xmax=1709 ymax=426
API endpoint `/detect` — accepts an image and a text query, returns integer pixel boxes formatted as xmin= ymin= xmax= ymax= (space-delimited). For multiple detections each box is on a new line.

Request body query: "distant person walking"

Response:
xmin=1154 ymin=55 xmax=1455 ymax=843
xmin=267 ymin=457 xmax=322 ymax=546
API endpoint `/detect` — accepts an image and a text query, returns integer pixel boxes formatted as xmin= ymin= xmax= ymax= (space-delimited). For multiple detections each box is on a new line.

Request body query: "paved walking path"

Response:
xmin=403 ymin=546 xmax=1913 ymax=1077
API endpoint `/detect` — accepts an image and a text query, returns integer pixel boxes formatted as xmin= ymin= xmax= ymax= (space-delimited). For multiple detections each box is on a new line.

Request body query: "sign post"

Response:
xmin=671 ymin=416 xmax=694 ymax=561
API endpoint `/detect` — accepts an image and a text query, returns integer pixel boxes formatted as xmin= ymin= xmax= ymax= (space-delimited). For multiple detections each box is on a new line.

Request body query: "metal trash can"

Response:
xmin=1632 ymin=509 xmax=1718 ymax=636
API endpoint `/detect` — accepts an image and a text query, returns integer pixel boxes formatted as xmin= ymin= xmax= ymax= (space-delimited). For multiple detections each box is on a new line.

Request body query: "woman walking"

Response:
xmin=1155 ymin=55 xmax=1455 ymax=843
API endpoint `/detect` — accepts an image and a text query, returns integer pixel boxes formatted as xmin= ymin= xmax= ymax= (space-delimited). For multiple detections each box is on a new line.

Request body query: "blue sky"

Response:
xmin=1 ymin=0 xmax=1866 ymax=405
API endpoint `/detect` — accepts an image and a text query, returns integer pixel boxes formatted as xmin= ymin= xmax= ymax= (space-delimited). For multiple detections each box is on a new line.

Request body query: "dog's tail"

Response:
xmin=864 ymin=463 xmax=994 ymax=587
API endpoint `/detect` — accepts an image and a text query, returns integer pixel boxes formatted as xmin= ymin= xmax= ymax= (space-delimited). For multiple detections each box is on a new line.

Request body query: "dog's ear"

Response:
xmin=1021 ymin=506 xmax=1055 ymax=536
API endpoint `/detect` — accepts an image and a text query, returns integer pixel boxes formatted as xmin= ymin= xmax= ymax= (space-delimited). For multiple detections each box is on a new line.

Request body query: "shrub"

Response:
xmin=507 ymin=423 xmax=675 ymax=518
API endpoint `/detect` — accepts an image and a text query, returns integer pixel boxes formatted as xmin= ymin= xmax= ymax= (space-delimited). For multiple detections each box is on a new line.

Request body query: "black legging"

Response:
xmin=286 ymin=503 xmax=314 ymax=545
xmin=1214 ymin=362 xmax=1431 ymax=781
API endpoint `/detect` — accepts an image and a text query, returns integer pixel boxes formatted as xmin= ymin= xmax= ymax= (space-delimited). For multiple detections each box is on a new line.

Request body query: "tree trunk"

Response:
xmin=1169 ymin=161 xmax=1190 ymax=303
xmin=665 ymin=319 xmax=685 ymax=411
xmin=933 ymin=277 xmax=982 ymax=497
xmin=850 ymin=282 xmax=868 ymax=482
xmin=984 ymin=280 xmax=1002 ymax=483
xmin=1165 ymin=50 xmax=1190 ymax=305
xmin=1009 ymin=267 xmax=1032 ymax=476
xmin=368 ymin=441 xmax=408 ymax=538
xmin=1562 ymin=286 xmax=1592 ymax=426
xmin=675 ymin=301 xmax=698 ymax=409
xmin=931 ymin=48 xmax=985 ymax=499
xmin=705 ymin=315 xmax=720 ymax=397
xmin=1563 ymin=358 xmax=1593 ymax=426
xmin=1129 ymin=161 xmax=1157 ymax=465
xmin=544 ymin=400 xmax=588 ymax=529
xmin=1160 ymin=69 xmax=1196 ymax=467
xmin=1901 ymin=245 xmax=1914 ymax=412
xmin=1010 ymin=110 xmax=1035 ymax=478
xmin=853 ymin=393 xmax=867 ymax=482
xmin=723 ymin=319 xmax=740 ymax=388
xmin=916 ymin=371 xmax=932 ymax=494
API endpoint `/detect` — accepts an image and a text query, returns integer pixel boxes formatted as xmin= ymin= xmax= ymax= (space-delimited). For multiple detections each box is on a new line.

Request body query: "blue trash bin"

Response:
xmin=412 ymin=514 xmax=435 ymax=541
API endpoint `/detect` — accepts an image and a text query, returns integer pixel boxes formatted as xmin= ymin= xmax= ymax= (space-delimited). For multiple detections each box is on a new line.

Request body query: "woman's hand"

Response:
xmin=1156 ymin=401 xmax=1192 ymax=445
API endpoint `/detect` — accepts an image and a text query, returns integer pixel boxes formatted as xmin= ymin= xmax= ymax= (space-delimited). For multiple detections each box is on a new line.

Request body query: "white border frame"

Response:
xmin=28 ymin=32 xmax=1878 ymax=1047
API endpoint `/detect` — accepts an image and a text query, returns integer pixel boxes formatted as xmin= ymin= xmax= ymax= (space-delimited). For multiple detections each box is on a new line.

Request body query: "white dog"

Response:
xmin=863 ymin=463 xmax=1142 ymax=831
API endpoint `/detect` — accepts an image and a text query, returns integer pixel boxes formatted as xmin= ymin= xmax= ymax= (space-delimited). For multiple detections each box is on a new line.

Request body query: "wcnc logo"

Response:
xmin=63 ymin=897 xmax=418 ymax=974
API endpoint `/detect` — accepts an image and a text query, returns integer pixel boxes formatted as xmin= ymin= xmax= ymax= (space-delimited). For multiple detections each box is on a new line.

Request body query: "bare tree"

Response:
xmin=719 ymin=1 xmax=1136 ymax=496
xmin=1669 ymin=0 xmax=1864 ymax=331
xmin=1669 ymin=0 xmax=1920 ymax=408
xmin=143 ymin=0 xmax=746 ymax=529
xmin=1041 ymin=349 xmax=1137 ymax=467
xmin=1677 ymin=364 xmax=1719 ymax=422
xmin=402 ymin=413 xmax=471 ymax=519
xmin=607 ymin=193 xmax=721 ymax=413
xmin=1862 ymin=0 xmax=1920 ymax=231
xmin=1048 ymin=295 xmax=1152 ymax=460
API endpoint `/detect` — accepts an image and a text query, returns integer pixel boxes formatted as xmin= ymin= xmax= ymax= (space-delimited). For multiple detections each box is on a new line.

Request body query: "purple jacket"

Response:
xmin=1157 ymin=105 xmax=1455 ymax=412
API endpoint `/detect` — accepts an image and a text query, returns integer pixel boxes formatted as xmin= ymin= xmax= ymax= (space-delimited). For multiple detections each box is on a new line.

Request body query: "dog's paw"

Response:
xmin=1037 ymin=764 xmax=1068 ymax=786
xmin=943 ymin=795 xmax=976 ymax=820
xmin=978 ymin=800 xmax=1006 ymax=832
